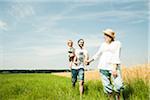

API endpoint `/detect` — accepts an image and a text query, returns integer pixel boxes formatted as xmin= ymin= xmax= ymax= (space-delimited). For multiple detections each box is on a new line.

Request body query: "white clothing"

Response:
xmin=92 ymin=41 xmax=121 ymax=70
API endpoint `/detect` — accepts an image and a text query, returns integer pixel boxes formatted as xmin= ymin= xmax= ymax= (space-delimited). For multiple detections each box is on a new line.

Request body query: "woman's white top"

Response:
xmin=92 ymin=41 xmax=121 ymax=70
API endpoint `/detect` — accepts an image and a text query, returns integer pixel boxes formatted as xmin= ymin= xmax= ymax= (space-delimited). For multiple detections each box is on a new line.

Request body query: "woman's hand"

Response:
xmin=112 ymin=70 xmax=118 ymax=78
xmin=85 ymin=60 xmax=90 ymax=65
xmin=112 ymin=64 xmax=118 ymax=78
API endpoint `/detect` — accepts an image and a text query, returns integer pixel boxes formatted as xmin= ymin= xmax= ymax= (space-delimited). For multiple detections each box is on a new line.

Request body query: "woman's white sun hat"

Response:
xmin=103 ymin=28 xmax=115 ymax=39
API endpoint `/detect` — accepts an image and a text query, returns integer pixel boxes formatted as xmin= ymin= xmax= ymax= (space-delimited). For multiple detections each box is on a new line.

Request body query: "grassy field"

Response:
xmin=0 ymin=74 xmax=107 ymax=100
xmin=0 ymin=64 xmax=149 ymax=100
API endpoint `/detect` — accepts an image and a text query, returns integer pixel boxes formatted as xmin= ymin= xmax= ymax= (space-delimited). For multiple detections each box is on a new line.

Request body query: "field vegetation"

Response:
xmin=0 ymin=64 xmax=149 ymax=100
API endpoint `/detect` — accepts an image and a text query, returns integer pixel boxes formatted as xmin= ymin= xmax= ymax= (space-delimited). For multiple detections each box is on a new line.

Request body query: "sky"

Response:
xmin=0 ymin=0 xmax=149 ymax=70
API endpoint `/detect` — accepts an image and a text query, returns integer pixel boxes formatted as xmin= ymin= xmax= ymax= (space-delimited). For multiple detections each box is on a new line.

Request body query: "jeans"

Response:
xmin=71 ymin=68 xmax=84 ymax=85
xmin=100 ymin=66 xmax=123 ymax=94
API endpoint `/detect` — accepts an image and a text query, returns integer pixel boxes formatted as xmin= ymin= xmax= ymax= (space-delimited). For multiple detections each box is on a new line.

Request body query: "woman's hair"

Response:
xmin=111 ymin=38 xmax=114 ymax=41
xmin=78 ymin=39 xmax=84 ymax=44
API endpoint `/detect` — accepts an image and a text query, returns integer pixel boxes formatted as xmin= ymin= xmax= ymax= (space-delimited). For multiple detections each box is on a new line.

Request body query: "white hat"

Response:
xmin=103 ymin=28 xmax=115 ymax=39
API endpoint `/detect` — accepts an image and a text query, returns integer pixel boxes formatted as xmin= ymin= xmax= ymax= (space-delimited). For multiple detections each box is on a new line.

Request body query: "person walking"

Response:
xmin=87 ymin=29 xmax=123 ymax=100
xmin=73 ymin=39 xmax=89 ymax=96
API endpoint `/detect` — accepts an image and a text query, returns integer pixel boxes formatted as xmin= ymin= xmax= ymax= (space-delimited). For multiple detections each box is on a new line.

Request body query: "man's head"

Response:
xmin=78 ymin=39 xmax=84 ymax=48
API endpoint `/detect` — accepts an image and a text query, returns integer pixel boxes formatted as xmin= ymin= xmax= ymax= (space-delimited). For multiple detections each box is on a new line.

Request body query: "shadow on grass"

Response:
xmin=122 ymin=79 xmax=149 ymax=100
xmin=84 ymin=84 xmax=89 ymax=95
xmin=122 ymin=83 xmax=134 ymax=100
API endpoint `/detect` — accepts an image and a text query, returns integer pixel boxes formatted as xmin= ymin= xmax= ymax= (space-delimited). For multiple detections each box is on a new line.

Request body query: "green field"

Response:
xmin=0 ymin=74 xmax=149 ymax=100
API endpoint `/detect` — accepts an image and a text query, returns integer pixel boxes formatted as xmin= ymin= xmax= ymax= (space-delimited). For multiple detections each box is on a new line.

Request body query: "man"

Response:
xmin=87 ymin=29 xmax=123 ymax=100
xmin=72 ymin=39 xmax=89 ymax=96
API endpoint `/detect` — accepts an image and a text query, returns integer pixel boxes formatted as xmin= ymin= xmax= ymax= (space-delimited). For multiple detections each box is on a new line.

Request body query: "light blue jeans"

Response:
xmin=100 ymin=66 xmax=123 ymax=94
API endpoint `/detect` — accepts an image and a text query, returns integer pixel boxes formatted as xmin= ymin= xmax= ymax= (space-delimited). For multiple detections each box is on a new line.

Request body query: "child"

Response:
xmin=67 ymin=40 xmax=75 ymax=69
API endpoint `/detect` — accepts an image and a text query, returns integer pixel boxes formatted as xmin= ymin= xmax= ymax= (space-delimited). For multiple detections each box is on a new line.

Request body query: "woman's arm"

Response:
xmin=111 ymin=41 xmax=121 ymax=77
xmin=88 ymin=45 xmax=103 ymax=64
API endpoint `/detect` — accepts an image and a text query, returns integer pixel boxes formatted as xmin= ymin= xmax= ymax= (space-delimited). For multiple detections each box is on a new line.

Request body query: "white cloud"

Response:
xmin=0 ymin=20 xmax=8 ymax=31
xmin=32 ymin=46 xmax=66 ymax=57
xmin=33 ymin=3 xmax=98 ymax=33
xmin=62 ymin=10 xmax=147 ymax=22
xmin=8 ymin=3 xmax=35 ymax=19
xmin=33 ymin=1 xmax=147 ymax=35
xmin=130 ymin=19 xmax=145 ymax=24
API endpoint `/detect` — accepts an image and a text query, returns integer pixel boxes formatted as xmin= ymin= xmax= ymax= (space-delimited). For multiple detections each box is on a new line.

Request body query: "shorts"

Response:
xmin=71 ymin=68 xmax=84 ymax=84
xmin=100 ymin=66 xmax=123 ymax=94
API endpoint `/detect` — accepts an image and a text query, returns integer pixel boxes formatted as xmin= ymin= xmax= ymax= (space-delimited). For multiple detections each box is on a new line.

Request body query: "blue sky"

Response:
xmin=0 ymin=0 xmax=149 ymax=69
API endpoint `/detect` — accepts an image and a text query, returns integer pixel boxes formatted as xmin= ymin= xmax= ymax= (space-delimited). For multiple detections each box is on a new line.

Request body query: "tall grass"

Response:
xmin=122 ymin=64 xmax=150 ymax=84
xmin=121 ymin=64 xmax=150 ymax=100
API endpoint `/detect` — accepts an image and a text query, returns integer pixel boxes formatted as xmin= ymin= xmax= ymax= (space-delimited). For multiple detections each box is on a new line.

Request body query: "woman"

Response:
xmin=87 ymin=29 xmax=123 ymax=100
